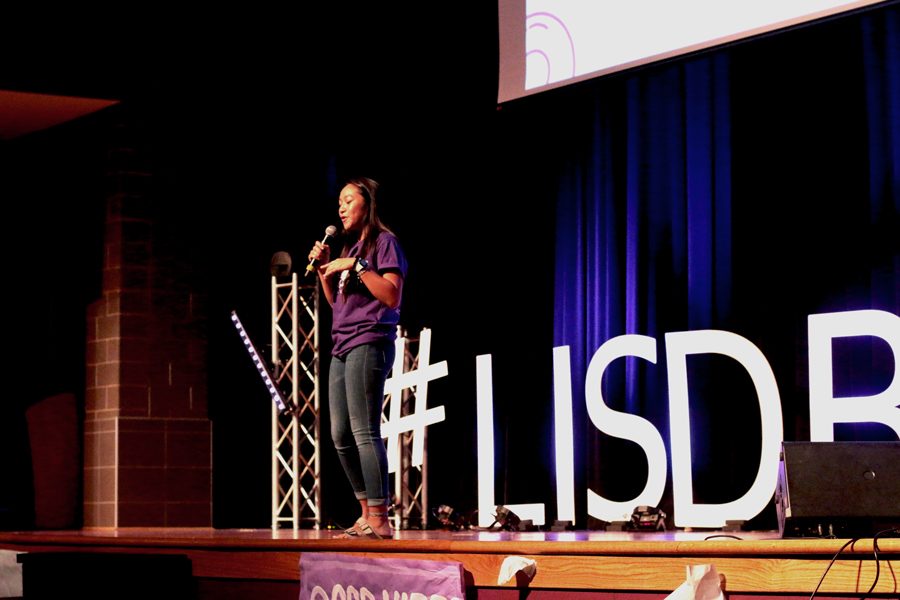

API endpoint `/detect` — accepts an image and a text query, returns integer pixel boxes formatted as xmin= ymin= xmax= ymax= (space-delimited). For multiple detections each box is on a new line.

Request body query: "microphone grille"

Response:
xmin=325 ymin=225 xmax=338 ymax=237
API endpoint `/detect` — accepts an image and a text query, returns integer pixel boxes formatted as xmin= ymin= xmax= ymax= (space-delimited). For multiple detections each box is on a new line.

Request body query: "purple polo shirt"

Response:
xmin=331 ymin=231 xmax=408 ymax=358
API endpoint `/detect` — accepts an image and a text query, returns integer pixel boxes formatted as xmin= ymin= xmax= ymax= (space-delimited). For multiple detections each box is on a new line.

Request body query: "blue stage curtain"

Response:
xmin=552 ymin=52 xmax=733 ymax=515
xmin=861 ymin=8 xmax=899 ymax=310
xmin=552 ymin=5 xmax=898 ymax=518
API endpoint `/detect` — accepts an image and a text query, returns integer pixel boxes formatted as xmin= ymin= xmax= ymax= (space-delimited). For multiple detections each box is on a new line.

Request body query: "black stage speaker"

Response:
xmin=18 ymin=552 xmax=193 ymax=599
xmin=776 ymin=441 xmax=900 ymax=538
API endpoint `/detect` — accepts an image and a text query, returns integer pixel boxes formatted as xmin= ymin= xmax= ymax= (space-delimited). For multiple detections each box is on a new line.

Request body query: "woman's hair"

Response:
xmin=343 ymin=176 xmax=395 ymax=259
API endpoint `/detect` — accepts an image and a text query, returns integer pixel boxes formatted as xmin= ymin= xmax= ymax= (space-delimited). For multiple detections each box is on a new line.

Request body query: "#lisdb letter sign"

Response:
xmin=299 ymin=553 xmax=465 ymax=600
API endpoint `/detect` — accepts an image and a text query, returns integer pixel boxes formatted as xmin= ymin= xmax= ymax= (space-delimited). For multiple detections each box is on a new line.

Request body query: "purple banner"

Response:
xmin=299 ymin=552 xmax=465 ymax=600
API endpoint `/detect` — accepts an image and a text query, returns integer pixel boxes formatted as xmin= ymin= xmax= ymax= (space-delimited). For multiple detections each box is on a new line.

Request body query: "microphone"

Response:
xmin=305 ymin=225 xmax=338 ymax=276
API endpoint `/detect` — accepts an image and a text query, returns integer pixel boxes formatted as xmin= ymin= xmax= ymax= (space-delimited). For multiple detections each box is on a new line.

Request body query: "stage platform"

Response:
xmin=1 ymin=527 xmax=898 ymax=599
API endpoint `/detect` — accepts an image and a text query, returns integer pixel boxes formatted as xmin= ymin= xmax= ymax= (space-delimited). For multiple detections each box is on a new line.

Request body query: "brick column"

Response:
xmin=83 ymin=121 xmax=211 ymax=527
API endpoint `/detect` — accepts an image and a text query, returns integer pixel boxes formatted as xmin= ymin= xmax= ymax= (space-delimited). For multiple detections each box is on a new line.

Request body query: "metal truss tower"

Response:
xmin=383 ymin=328 xmax=431 ymax=530
xmin=270 ymin=272 xmax=321 ymax=529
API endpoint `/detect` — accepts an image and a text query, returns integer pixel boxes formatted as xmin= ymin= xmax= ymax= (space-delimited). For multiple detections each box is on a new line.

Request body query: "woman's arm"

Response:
xmin=309 ymin=241 xmax=335 ymax=306
xmin=321 ymin=258 xmax=403 ymax=309
xmin=360 ymin=270 xmax=403 ymax=309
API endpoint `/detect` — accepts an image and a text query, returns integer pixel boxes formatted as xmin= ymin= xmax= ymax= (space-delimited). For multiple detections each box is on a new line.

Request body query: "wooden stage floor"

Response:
xmin=1 ymin=527 xmax=898 ymax=598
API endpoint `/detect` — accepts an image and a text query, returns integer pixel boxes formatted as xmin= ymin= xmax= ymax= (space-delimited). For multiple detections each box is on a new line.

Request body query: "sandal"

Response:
xmin=356 ymin=519 xmax=393 ymax=540
xmin=334 ymin=518 xmax=366 ymax=539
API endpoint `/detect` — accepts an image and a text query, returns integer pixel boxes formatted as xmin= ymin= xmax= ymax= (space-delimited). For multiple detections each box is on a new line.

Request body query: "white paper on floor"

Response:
xmin=0 ymin=550 xmax=23 ymax=598
xmin=665 ymin=564 xmax=725 ymax=600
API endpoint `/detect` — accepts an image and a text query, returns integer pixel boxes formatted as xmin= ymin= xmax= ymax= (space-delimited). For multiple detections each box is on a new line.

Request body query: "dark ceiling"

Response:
xmin=0 ymin=7 xmax=500 ymax=141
